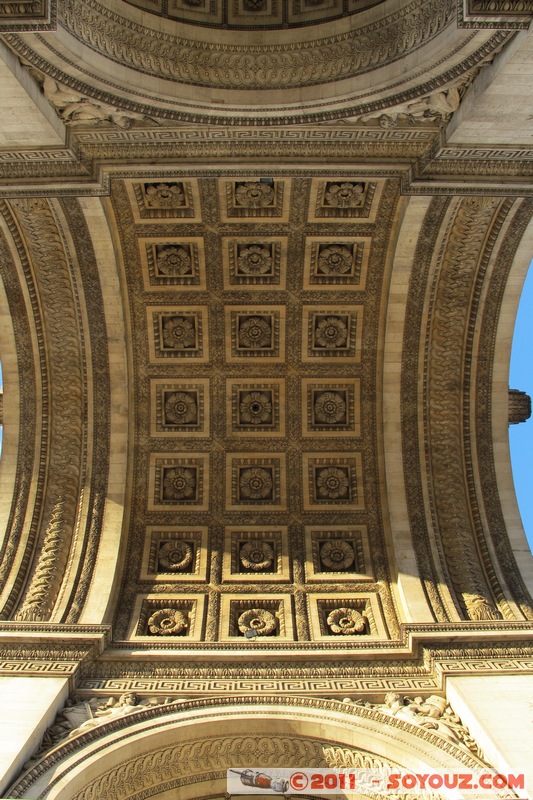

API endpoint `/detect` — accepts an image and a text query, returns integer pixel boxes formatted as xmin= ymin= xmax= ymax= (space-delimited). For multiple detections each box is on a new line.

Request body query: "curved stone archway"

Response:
xmin=11 ymin=696 xmax=498 ymax=800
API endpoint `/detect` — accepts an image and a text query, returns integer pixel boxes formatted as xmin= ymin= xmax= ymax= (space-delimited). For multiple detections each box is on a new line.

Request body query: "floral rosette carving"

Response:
xmin=314 ymin=391 xmax=346 ymax=424
xmin=235 ymin=182 xmax=275 ymax=208
xmin=239 ymin=391 xmax=272 ymax=424
xmin=156 ymin=246 xmax=192 ymax=276
xmin=320 ymin=540 xmax=355 ymax=570
xmin=162 ymin=316 xmax=196 ymax=349
xmin=239 ymin=467 xmax=273 ymax=500
xmin=158 ymin=540 xmax=194 ymax=571
xmin=237 ymin=245 xmax=273 ymax=275
xmin=324 ymin=182 xmax=364 ymax=208
xmin=318 ymin=245 xmax=353 ymax=275
xmin=147 ymin=608 xmax=188 ymax=635
xmin=240 ymin=540 xmax=275 ymax=571
xmin=145 ymin=183 xmax=185 ymax=209
xmin=326 ymin=607 xmax=366 ymax=635
xmin=164 ymin=391 xmax=197 ymax=424
xmin=314 ymin=317 xmax=348 ymax=348
xmin=239 ymin=316 xmax=272 ymax=348
xmin=163 ymin=467 xmax=197 ymax=500
xmin=316 ymin=466 xmax=349 ymax=499
xmin=238 ymin=608 xmax=276 ymax=636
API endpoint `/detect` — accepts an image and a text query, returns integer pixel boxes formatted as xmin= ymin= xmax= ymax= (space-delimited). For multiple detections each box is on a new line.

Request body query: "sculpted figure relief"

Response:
xmin=41 ymin=76 xmax=152 ymax=128
xmin=24 ymin=694 xmax=176 ymax=768
xmin=351 ymin=693 xmax=481 ymax=753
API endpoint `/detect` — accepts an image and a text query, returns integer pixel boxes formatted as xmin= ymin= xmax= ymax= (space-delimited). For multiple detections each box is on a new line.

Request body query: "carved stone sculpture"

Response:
xmin=238 ymin=608 xmax=277 ymax=635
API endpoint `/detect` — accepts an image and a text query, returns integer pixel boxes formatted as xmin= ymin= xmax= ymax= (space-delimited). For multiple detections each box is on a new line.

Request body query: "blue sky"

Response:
xmin=508 ymin=259 xmax=533 ymax=552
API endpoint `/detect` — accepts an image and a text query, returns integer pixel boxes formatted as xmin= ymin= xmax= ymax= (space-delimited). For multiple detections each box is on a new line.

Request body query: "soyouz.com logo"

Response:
xmin=227 ymin=768 xmax=527 ymax=796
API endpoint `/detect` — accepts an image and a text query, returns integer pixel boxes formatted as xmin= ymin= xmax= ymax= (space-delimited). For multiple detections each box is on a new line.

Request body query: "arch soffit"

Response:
xmin=15 ymin=697 xmax=493 ymax=800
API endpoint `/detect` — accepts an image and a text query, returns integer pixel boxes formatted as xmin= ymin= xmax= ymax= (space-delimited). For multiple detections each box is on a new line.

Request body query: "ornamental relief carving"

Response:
xmin=425 ymin=196 xmax=506 ymax=621
xmin=57 ymin=0 xmax=455 ymax=90
xmin=108 ymin=174 xmax=400 ymax=643
xmin=20 ymin=694 xmax=486 ymax=796
xmin=6 ymin=199 xmax=86 ymax=623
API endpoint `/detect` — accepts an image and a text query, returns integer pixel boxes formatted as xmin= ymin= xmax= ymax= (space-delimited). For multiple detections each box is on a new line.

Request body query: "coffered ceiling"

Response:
xmin=0 ymin=0 xmax=532 ymax=666
xmin=107 ymin=174 xmax=399 ymax=643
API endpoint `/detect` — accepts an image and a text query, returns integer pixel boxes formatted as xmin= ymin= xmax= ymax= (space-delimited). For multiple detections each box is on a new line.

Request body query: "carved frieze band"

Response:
xmin=0 ymin=214 xmax=40 ymax=617
xmin=425 ymin=197 xmax=505 ymax=622
xmin=59 ymin=199 xmax=111 ymax=623
xmin=58 ymin=0 xmax=454 ymax=90
xmin=14 ymin=695 xmax=488 ymax=799
xmin=0 ymin=0 xmax=55 ymax=30
xmin=7 ymin=199 xmax=86 ymax=622
xmin=1 ymin=137 xmax=533 ymax=197
xmin=459 ymin=0 xmax=533 ymax=28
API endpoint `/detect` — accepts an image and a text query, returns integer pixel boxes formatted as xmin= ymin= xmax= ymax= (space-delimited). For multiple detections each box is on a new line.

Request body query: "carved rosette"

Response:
xmin=314 ymin=391 xmax=346 ymax=423
xmin=314 ymin=317 xmax=348 ymax=348
xmin=164 ymin=391 xmax=197 ymax=424
xmin=320 ymin=540 xmax=355 ymax=570
xmin=325 ymin=183 xmax=365 ymax=208
xmin=239 ymin=317 xmax=272 ymax=348
xmin=326 ymin=607 xmax=367 ymax=635
xmin=147 ymin=608 xmax=188 ymax=635
xmin=237 ymin=245 xmax=273 ymax=275
xmin=145 ymin=183 xmax=184 ymax=209
xmin=316 ymin=467 xmax=350 ymax=499
xmin=239 ymin=467 xmax=273 ymax=500
xmin=239 ymin=392 xmax=272 ymax=424
xmin=156 ymin=246 xmax=192 ymax=276
xmin=163 ymin=467 xmax=197 ymax=500
xmin=318 ymin=245 xmax=353 ymax=275
xmin=239 ymin=541 xmax=275 ymax=571
xmin=235 ymin=182 xmax=275 ymax=208
xmin=162 ymin=317 xmax=196 ymax=349
xmin=158 ymin=541 xmax=194 ymax=571
xmin=238 ymin=608 xmax=277 ymax=635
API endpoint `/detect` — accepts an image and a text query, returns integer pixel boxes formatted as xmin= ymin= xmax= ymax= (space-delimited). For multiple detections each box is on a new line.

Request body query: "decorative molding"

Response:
xmin=10 ymin=694 xmax=493 ymax=799
xmin=0 ymin=0 xmax=55 ymax=30
xmin=1 ymin=137 xmax=532 ymax=196
xmin=0 ymin=208 xmax=41 ymax=619
xmin=425 ymin=198 xmax=502 ymax=620
xmin=56 ymin=0 xmax=455 ymax=90
xmin=0 ymin=622 xmax=111 ymax=678
xmin=458 ymin=0 xmax=533 ymax=28
xmin=24 ymin=691 xmax=487 ymax=783
xmin=114 ymin=0 xmax=386 ymax=29
xmin=7 ymin=199 xmax=86 ymax=622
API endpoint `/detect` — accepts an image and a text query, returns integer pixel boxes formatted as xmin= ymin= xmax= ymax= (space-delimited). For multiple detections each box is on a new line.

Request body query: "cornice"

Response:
xmin=0 ymin=130 xmax=532 ymax=197
xmin=0 ymin=623 xmax=112 ymax=682
xmin=458 ymin=0 xmax=533 ymax=28
xmin=0 ymin=0 xmax=55 ymax=31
